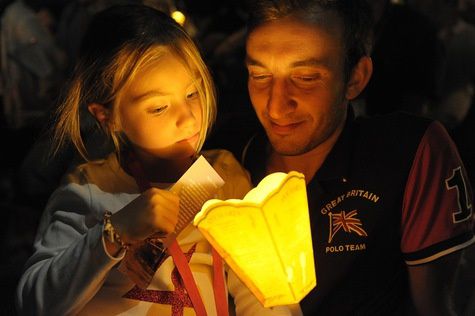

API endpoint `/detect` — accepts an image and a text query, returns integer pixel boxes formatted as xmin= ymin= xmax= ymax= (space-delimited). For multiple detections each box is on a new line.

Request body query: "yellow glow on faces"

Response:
xmin=245 ymin=16 xmax=348 ymax=156
xmin=117 ymin=50 xmax=203 ymax=161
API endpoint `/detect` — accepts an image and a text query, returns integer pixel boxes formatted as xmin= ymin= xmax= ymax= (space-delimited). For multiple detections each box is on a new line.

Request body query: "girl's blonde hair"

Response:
xmin=52 ymin=4 xmax=216 ymax=160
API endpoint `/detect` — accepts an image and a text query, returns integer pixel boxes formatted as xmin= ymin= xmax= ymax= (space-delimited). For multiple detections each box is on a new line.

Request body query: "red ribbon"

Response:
xmin=127 ymin=151 xmax=228 ymax=315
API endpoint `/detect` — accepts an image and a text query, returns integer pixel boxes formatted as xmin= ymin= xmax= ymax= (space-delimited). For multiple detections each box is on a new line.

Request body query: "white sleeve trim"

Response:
xmin=405 ymin=235 xmax=475 ymax=266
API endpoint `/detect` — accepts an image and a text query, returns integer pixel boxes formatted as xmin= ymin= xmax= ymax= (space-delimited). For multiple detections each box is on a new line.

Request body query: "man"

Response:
xmin=1 ymin=0 xmax=67 ymax=129
xmin=241 ymin=1 xmax=474 ymax=315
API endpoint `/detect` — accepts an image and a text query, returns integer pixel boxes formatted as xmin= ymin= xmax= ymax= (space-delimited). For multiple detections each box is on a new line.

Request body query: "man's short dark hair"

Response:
xmin=246 ymin=0 xmax=374 ymax=81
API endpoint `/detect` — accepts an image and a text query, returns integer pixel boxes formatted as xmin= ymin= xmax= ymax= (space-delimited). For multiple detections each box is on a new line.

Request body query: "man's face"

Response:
xmin=246 ymin=15 xmax=349 ymax=156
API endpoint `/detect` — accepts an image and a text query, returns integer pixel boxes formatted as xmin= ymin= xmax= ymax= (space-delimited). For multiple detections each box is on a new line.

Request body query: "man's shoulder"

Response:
xmin=239 ymin=130 xmax=269 ymax=183
xmin=354 ymin=112 xmax=434 ymax=147
xmin=349 ymin=112 xmax=442 ymax=178
xmin=356 ymin=111 xmax=433 ymax=131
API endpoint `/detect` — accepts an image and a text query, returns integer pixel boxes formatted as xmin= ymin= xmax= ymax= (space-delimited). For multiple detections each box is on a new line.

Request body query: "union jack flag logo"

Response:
xmin=328 ymin=210 xmax=368 ymax=243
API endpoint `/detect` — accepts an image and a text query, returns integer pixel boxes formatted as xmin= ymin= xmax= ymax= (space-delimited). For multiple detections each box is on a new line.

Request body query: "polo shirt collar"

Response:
xmin=313 ymin=106 xmax=355 ymax=183
xmin=245 ymin=106 xmax=356 ymax=185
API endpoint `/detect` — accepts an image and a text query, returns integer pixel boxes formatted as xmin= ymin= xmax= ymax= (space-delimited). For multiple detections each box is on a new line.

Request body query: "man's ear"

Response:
xmin=88 ymin=103 xmax=111 ymax=126
xmin=345 ymin=56 xmax=373 ymax=100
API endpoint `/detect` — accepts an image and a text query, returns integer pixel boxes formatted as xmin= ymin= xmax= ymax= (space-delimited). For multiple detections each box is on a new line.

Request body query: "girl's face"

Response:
xmin=117 ymin=51 xmax=203 ymax=161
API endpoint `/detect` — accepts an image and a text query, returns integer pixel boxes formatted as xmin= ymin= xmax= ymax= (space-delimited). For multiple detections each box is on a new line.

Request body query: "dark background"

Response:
xmin=1 ymin=0 xmax=474 ymax=314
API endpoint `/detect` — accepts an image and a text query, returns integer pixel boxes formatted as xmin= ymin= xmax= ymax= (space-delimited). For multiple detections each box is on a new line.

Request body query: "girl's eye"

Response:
xmin=147 ymin=106 xmax=168 ymax=115
xmin=186 ymin=91 xmax=199 ymax=100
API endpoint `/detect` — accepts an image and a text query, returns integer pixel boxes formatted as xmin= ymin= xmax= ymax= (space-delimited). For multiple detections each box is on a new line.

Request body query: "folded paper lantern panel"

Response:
xmin=194 ymin=171 xmax=316 ymax=307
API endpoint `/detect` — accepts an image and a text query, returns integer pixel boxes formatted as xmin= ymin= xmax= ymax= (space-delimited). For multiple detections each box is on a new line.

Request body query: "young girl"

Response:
xmin=15 ymin=5 xmax=297 ymax=316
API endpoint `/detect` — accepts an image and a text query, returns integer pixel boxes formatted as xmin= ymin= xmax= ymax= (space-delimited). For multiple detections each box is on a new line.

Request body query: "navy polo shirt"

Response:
xmin=242 ymin=108 xmax=474 ymax=315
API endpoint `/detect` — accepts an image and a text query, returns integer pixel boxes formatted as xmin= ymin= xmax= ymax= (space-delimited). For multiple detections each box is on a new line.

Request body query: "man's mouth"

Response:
xmin=269 ymin=121 xmax=302 ymax=135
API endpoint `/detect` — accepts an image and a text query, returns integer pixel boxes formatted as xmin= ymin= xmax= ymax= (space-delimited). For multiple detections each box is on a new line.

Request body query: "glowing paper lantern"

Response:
xmin=194 ymin=171 xmax=316 ymax=307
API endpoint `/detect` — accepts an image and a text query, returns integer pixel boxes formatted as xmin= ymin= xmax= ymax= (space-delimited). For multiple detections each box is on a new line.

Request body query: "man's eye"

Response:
xmin=293 ymin=75 xmax=320 ymax=82
xmin=250 ymin=74 xmax=272 ymax=82
xmin=148 ymin=106 xmax=168 ymax=114
xmin=298 ymin=77 xmax=316 ymax=82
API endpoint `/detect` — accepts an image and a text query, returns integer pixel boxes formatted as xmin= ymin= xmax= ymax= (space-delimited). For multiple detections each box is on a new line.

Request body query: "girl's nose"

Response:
xmin=175 ymin=101 xmax=198 ymax=130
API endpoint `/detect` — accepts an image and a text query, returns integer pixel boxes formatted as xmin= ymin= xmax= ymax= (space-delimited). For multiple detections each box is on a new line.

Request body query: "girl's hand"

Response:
xmin=110 ymin=188 xmax=179 ymax=244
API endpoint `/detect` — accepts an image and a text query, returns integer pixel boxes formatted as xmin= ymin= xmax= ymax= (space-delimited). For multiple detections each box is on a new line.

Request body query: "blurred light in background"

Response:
xmin=171 ymin=10 xmax=186 ymax=26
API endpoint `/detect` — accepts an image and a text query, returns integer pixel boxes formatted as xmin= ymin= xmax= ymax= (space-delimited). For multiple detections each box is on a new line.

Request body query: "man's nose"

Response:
xmin=267 ymin=78 xmax=296 ymax=119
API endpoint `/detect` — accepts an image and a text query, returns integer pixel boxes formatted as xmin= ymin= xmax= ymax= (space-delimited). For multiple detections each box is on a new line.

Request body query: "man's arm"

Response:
xmin=407 ymin=250 xmax=464 ymax=316
xmin=402 ymin=121 xmax=475 ymax=316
